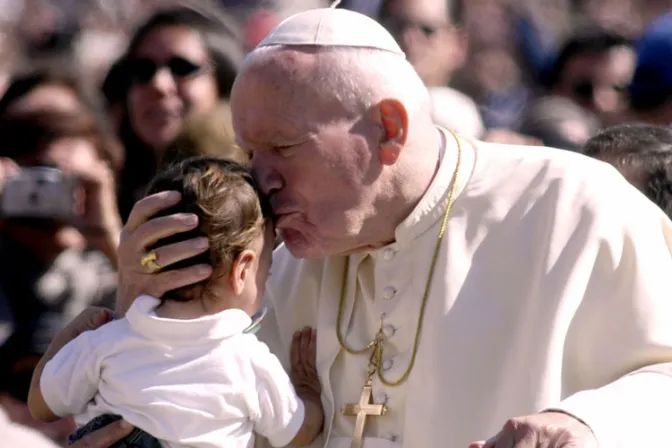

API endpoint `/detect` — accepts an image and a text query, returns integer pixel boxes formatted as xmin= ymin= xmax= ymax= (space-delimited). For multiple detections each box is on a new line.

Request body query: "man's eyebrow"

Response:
xmin=238 ymin=133 xmax=308 ymax=148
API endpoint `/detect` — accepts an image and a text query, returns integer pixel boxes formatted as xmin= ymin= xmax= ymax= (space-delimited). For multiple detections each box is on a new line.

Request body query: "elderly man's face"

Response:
xmin=231 ymin=53 xmax=379 ymax=259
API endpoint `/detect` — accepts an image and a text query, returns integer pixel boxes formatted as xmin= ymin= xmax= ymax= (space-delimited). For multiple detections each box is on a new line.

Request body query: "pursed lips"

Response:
xmin=273 ymin=210 xmax=301 ymax=228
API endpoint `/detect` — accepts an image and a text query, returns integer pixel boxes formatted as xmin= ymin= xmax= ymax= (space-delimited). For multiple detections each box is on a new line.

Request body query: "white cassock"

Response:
xmin=255 ymin=128 xmax=672 ymax=448
xmin=250 ymin=7 xmax=672 ymax=448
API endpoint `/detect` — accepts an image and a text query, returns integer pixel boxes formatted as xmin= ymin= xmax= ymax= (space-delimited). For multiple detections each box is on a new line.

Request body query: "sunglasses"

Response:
xmin=570 ymin=80 xmax=628 ymax=101
xmin=128 ymin=56 xmax=210 ymax=84
xmin=381 ymin=15 xmax=444 ymax=38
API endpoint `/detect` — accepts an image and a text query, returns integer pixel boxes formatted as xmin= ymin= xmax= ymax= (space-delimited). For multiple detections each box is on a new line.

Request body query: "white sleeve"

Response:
xmin=551 ymin=368 xmax=672 ymax=447
xmin=248 ymin=341 xmax=305 ymax=448
xmin=40 ymin=329 xmax=102 ymax=417
xmin=548 ymin=174 xmax=672 ymax=447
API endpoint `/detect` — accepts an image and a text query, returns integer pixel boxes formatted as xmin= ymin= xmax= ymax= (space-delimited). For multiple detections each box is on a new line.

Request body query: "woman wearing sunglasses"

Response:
xmin=111 ymin=3 xmax=245 ymax=222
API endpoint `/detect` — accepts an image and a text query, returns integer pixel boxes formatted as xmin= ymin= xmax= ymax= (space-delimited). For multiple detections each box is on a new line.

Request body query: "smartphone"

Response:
xmin=1 ymin=167 xmax=77 ymax=221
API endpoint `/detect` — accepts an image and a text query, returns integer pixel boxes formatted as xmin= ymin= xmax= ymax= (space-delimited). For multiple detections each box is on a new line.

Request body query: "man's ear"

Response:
xmin=374 ymin=98 xmax=409 ymax=166
xmin=229 ymin=250 xmax=256 ymax=295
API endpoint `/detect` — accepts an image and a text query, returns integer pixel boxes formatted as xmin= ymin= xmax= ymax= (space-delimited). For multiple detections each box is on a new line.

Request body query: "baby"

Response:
xmin=27 ymin=157 xmax=324 ymax=447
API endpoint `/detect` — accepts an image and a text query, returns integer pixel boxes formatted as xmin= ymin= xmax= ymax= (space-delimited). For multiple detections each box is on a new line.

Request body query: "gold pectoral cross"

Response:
xmin=341 ymin=333 xmax=387 ymax=448
xmin=341 ymin=378 xmax=387 ymax=448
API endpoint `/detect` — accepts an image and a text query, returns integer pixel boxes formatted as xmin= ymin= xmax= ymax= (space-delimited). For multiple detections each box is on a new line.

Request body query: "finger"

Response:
xmin=291 ymin=331 xmax=302 ymax=368
xmin=0 ymin=158 xmax=18 ymax=175
xmin=125 ymin=191 xmax=182 ymax=233
xmin=68 ymin=307 xmax=111 ymax=338
xmin=300 ymin=328 xmax=312 ymax=364
xmin=130 ymin=213 xmax=199 ymax=250
xmin=152 ymin=237 xmax=209 ymax=269
xmin=0 ymin=159 xmax=18 ymax=193
xmin=497 ymin=419 xmax=531 ymax=448
xmin=91 ymin=308 xmax=115 ymax=328
xmin=308 ymin=329 xmax=317 ymax=368
xmin=69 ymin=419 xmax=134 ymax=448
xmin=142 ymin=265 xmax=213 ymax=298
xmin=468 ymin=442 xmax=486 ymax=448
xmin=490 ymin=434 xmax=514 ymax=448
xmin=477 ymin=434 xmax=500 ymax=448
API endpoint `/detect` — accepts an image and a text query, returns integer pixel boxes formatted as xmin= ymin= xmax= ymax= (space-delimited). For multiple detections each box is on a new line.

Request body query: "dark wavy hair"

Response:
xmin=147 ymin=157 xmax=271 ymax=303
xmin=0 ymin=64 xmax=123 ymax=170
xmin=114 ymin=2 xmax=244 ymax=103
xmin=111 ymin=2 xmax=245 ymax=222
xmin=584 ymin=124 xmax=672 ymax=219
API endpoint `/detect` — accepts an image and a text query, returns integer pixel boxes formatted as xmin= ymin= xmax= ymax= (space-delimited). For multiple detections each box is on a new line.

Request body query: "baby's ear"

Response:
xmin=229 ymin=249 xmax=257 ymax=295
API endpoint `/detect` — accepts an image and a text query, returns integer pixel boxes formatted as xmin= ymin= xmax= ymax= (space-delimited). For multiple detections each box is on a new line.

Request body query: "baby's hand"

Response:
xmin=290 ymin=327 xmax=320 ymax=398
xmin=289 ymin=328 xmax=324 ymax=445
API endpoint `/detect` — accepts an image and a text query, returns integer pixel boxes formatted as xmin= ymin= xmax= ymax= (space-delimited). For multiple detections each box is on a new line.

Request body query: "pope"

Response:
xmin=67 ymin=6 xmax=672 ymax=448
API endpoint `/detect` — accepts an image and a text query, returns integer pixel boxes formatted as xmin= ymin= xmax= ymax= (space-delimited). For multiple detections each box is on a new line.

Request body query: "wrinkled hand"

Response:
xmin=290 ymin=327 xmax=320 ymax=398
xmin=469 ymin=412 xmax=597 ymax=448
xmin=116 ymin=191 xmax=212 ymax=315
xmin=68 ymin=418 xmax=134 ymax=448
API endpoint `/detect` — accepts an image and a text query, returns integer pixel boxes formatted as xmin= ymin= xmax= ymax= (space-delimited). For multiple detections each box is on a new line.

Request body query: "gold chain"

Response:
xmin=335 ymin=130 xmax=464 ymax=387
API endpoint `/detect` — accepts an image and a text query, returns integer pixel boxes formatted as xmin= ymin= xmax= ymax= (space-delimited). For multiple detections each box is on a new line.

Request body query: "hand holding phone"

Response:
xmin=0 ymin=166 xmax=78 ymax=221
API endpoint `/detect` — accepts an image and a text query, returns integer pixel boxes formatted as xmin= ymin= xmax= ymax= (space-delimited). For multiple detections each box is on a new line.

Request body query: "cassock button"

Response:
xmin=383 ymin=248 xmax=396 ymax=261
xmin=382 ymin=286 xmax=397 ymax=300
xmin=382 ymin=359 xmax=394 ymax=371
xmin=382 ymin=324 xmax=396 ymax=338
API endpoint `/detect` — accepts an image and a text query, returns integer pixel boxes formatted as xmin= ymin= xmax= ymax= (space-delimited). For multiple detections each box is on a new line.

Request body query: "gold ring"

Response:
xmin=140 ymin=250 xmax=162 ymax=273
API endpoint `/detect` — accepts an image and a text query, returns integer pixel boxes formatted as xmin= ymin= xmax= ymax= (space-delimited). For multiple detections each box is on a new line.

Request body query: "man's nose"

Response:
xmin=251 ymin=158 xmax=283 ymax=195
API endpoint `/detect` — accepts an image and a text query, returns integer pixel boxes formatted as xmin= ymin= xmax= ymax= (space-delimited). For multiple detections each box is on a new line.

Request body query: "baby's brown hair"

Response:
xmin=146 ymin=156 xmax=271 ymax=302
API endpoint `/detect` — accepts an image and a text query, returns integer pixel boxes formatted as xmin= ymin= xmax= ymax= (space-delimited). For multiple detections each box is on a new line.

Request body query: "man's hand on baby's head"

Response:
xmin=290 ymin=327 xmax=320 ymax=398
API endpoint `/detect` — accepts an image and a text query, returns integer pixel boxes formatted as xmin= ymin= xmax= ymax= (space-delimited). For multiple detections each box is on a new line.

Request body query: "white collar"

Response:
xmin=438 ymin=127 xmax=446 ymax=164
xmin=126 ymin=295 xmax=252 ymax=343
xmin=390 ymin=127 xmax=476 ymax=250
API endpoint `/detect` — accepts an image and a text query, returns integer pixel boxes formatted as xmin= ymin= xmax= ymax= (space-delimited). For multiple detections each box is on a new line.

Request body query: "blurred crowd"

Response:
xmin=1 ymin=0 xmax=672 ymax=446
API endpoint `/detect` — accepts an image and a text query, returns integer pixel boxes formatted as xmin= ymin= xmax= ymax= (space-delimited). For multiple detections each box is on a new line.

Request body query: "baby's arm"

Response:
xmin=28 ymin=308 xmax=111 ymax=422
xmin=250 ymin=328 xmax=324 ymax=447
xmin=288 ymin=327 xmax=323 ymax=446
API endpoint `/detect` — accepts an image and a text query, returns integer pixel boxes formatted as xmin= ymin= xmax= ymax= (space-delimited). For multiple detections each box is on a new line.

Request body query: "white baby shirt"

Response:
xmin=40 ymin=295 xmax=304 ymax=448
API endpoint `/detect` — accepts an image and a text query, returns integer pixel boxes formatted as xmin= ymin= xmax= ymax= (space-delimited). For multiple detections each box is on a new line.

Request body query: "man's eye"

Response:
xmin=275 ymin=145 xmax=294 ymax=156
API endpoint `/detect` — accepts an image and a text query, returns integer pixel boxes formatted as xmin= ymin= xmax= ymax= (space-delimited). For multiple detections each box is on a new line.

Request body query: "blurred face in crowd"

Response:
xmin=231 ymin=51 xmax=386 ymax=259
xmin=8 ymin=83 xmax=83 ymax=116
xmin=18 ymin=137 xmax=100 ymax=182
xmin=554 ymin=45 xmax=636 ymax=117
xmin=10 ymin=136 xmax=102 ymax=234
xmin=380 ymin=0 xmax=466 ymax=87
xmin=127 ymin=25 xmax=219 ymax=150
